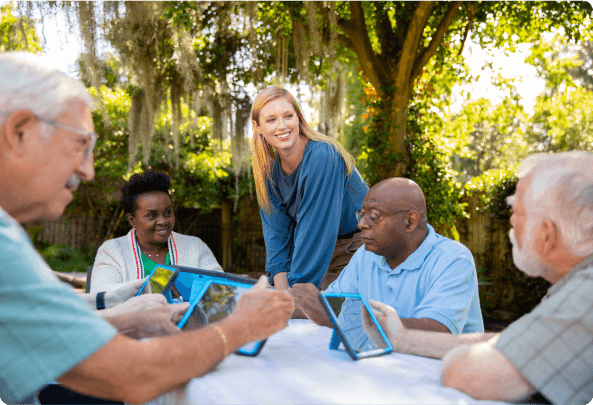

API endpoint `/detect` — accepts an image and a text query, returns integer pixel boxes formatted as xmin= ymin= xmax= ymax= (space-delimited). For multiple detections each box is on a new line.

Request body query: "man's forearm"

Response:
xmin=440 ymin=336 xmax=536 ymax=401
xmin=400 ymin=318 xmax=451 ymax=333
xmin=393 ymin=329 xmax=499 ymax=359
xmin=58 ymin=316 xmax=248 ymax=404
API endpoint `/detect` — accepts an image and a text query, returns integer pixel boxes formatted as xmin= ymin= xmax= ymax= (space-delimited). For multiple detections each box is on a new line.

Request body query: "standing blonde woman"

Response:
xmin=252 ymin=86 xmax=368 ymax=290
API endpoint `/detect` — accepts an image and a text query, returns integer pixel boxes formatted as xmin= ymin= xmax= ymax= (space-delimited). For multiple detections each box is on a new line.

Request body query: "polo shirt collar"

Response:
xmin=378 ymin=224 xmax=437 ymax=275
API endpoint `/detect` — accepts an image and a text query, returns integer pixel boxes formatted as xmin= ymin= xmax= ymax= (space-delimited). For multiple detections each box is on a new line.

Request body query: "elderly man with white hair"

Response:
xmin=362 ymin=151 xmax=593 ymax=404
xmin=0 ymin=52 xmax=294 ymax=405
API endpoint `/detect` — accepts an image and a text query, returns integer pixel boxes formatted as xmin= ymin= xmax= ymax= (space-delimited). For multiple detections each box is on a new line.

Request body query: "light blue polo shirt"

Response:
xmin=0 ymin=207 xmax=117 ymax=404
xmin=325 ymin=224 xmax=483 ymax=347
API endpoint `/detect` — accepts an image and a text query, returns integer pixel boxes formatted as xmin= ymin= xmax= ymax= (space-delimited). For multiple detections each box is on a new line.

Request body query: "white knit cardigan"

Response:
xmin=90 ymin=229 xmax=223 ymax=293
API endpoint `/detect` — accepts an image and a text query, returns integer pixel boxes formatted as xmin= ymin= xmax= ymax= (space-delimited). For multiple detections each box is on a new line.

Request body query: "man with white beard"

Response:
xmin=361 ymin=151 xmax=593 ymax=405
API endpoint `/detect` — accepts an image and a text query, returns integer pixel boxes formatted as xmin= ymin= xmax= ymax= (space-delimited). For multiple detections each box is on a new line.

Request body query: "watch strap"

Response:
xmin=96 ymin=291 xmax=106 ymax=310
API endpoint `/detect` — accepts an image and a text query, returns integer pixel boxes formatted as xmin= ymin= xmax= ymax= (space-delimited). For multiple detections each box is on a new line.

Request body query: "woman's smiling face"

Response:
xmin=254 ymin=97 xmax=301 ymax=155
xmin=128 ymin=191 xmax=175 ymax=245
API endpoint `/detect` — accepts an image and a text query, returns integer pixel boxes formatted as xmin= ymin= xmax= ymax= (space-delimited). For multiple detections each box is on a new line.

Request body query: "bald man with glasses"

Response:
xmin=292 ymin=178 xmax=483 ymax=348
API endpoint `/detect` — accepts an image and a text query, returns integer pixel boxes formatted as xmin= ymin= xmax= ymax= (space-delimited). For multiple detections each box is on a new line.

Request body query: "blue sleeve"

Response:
xmin=288 ymin=144 xmax=347 ymax=288
xmin=413 ymin=258 xmax=480 ymax=334
xmin=0 ymin=221 xmax=117 ymax=403
xmin=261 ymin=184 xmax=295 ymax=285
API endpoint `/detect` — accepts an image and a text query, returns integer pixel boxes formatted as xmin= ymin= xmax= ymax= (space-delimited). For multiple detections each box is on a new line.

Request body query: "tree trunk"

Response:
xmin=387 ymin=90 xmax=412 ymax=178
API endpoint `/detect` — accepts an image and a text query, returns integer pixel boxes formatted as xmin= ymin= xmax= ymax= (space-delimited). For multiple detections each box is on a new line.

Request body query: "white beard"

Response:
xmin=509 ymin=226 xmax=546 ymax=278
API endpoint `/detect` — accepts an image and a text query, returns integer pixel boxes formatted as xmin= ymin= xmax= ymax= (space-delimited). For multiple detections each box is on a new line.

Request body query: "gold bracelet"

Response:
xmin=214 ymin=325 xmax=229 ymax=358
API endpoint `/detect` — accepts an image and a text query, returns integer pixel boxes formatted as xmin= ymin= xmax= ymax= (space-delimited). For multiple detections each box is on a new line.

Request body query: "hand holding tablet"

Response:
xmin=318 ymin=292 xmax=393 ymax=360
xmin=170 ymin=267 xmax=293 ymax=356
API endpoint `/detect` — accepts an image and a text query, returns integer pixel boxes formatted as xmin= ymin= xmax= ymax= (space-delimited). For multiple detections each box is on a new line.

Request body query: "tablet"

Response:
xmin=318 ymin=292 xmax=393 ymax=360
xmin=171 ymin=269 xmax=265 ymax=356
xmin=135 ymin=265 xmax=180 ymax=299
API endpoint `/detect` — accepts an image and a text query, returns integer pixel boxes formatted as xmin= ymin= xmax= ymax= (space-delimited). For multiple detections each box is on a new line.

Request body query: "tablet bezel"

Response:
xmin=318 ymin=292 xmax=393 ymax=360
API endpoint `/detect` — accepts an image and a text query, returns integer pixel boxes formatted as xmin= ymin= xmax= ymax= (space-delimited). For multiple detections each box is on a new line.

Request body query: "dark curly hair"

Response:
xmin=120 ymin=171 xmax=172 ymax=215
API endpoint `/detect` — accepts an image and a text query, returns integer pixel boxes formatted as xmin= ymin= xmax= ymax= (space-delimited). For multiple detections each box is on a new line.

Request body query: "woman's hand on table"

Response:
xmin=228 ymin=276 xmax=295 ymax=343
xmin=290 ymin=283 xmax=332 ymax=327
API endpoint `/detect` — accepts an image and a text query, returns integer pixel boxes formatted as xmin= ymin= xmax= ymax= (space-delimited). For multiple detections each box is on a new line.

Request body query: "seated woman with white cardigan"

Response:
xmin=90 ymin=171 xmax=222 ymax=299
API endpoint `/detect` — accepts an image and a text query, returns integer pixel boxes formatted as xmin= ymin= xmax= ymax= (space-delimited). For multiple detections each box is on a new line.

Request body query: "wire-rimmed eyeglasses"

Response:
xmin=0 ymin=111 xmax=97 ymax=161
xmin=37 ymin=116 xmax=97 ymax=161
xmin=355 ymin=210 xmax=410 ymax=226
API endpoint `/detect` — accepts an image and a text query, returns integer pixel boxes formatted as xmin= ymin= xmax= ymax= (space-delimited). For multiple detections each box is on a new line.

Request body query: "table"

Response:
xmin=182 ymin=320 xmax=508 ymax=404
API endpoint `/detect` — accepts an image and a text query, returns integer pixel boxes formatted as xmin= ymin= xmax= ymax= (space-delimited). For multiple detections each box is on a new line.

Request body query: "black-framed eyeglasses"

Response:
xmin=355 ymin=210 xmax=410 ymax=227
xmin=37 ymin=116 xmax=98 ymax=161
xmin=1 ymin=111 xmax=98 ymax=161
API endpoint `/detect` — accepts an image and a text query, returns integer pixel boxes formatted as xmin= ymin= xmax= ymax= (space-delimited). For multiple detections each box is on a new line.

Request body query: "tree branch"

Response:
xmin=375 ymin=2 xmax=397 ymax=59
xmin=412 ymin=1 xmax=462 ymax=79
xmin=336 ymin=32 xmax=354 ymax=51
xmin=336 ymin=2 xmax=391 ymax=90
xmin=397 ymin=2 xmax=436 ymax=81
xmin=457 ymin=2 xmax=481 ymax=57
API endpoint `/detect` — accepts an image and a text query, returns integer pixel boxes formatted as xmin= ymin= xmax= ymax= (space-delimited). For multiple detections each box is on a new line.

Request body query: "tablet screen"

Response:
xmin=325 ymin=296 xmax=389 ymax=353
xmin=181 ymin=283 xmax=250 ymax=331
xmin=148 ymin=266 xmax=178 ymax=295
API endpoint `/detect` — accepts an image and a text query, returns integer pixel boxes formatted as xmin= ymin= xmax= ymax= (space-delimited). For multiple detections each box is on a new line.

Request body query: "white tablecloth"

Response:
xmin=183 ymin=320 xmax=508 ymax=405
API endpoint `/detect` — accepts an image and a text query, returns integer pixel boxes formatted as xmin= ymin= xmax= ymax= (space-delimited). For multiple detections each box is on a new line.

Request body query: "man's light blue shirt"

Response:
xmin=325 ymin=224 xmax=483 ymax=347
xmin=0 ymin=207 xmax=117 ymax=404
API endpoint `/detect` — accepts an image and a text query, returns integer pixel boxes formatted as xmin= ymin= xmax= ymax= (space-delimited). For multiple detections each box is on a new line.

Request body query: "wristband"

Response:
xmin=214 ymin=325 xmax=228 ymax=357
xmin=96 ymin=291 xmax=106 ymax=310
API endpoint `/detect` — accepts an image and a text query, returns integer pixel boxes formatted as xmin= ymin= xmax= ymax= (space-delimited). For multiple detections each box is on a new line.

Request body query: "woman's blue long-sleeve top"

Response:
xmin=261 ymin=140 xmax=369 ymax=288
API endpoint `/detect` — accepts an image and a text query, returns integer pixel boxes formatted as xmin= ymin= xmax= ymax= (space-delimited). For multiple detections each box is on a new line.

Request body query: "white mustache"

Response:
xmin=66 ymin=175 xmax=80 ymax=190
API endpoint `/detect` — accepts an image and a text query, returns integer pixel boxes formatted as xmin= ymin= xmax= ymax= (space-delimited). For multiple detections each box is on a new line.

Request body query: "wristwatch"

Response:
xmin=96 ymin=291 xmax=106 ymax=310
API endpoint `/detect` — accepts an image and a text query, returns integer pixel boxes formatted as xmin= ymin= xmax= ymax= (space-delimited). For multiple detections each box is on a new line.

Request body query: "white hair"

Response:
xmin=517 ymin=151 xmax=593 ymax=257
xmin=0 ymin=52 xmax=94 ymax=136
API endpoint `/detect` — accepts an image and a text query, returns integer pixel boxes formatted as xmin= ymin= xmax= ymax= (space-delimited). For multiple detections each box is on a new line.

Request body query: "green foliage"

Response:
xmin=464 ymin=166 xmax=517 ymax=219
xmin=356 ymin=84 xmax=466 ymax=237
xmin=436 ymin=97 xmax=528 ymax=183
xmin=356 ymin=86 xmax=401 ymax=185
xmin=521 ymin=35 xmax=593 ymax=154
xmin=404 ymin=125 xmax=465 ymax=238
xmin=474 ymin=2 xmax=593 ymax=49
xmin=29 ymin=227 xmax=94 ymax=273
xmin=526 ymin=86 xmax=593 ymax=153
xmin=0 ymin=3 xmax=42 ymax=53
xmin=72 ymin=84 xmax=237 ymax=217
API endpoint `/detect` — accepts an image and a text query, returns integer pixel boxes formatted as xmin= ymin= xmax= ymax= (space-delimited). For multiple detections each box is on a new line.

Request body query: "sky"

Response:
xmin=35 ymin=13 xmax=546 ymax=119
xmin=452 ymin=38 xmax=545 ymax=115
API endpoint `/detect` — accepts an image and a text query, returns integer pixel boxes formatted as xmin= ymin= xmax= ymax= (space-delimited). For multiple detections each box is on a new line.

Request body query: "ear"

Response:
xmin=252 ymin=119 xmax=261 ymax=135
xmin=1 ymin=110 xmax=37 ymax=157
xmin=534 ymin=219 xmax=557 ymax=259
xmin=126 ymin=213 xmax=136 ymax=228
xmin=404 ymin=211 xmax=420 ymax=232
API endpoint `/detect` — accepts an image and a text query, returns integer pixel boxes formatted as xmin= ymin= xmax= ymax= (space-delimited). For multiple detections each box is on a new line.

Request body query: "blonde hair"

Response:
xmin=251 ymin=85 xmax=355 ymax=214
